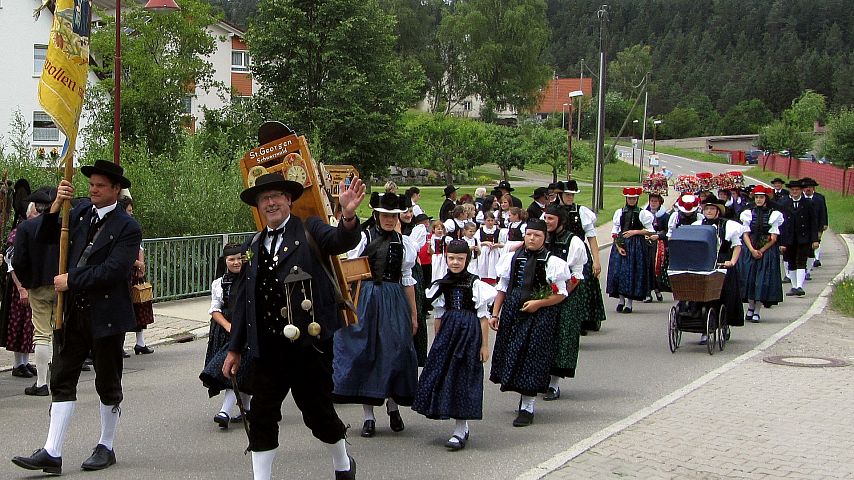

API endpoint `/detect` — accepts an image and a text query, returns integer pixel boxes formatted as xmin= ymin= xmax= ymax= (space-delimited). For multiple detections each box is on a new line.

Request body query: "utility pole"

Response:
xmin=592 ymin=5 xmax=609 ymax=212
xmin=577 ymin=59 xmax=584 ymax=140
xmin=638 ymin=80 xmax=648 ymax=183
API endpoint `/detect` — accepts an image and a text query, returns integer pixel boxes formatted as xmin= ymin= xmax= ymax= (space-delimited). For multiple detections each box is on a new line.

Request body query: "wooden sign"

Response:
xmin=239 ymin=129 xmax=369 ymax=326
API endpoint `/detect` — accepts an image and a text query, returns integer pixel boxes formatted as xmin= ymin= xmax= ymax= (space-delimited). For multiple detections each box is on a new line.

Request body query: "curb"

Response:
xmin=517 ymin=232 xmax=854 ymax=480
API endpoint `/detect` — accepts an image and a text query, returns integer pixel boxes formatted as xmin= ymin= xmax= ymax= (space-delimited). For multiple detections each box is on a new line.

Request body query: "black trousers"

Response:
xmin=248 ymin=338 xmax=346 ymax=451
xmin=783 ymin=243 xmax=811 ymax=270
xmin=51 ymin=309 xmax=124 ymax=405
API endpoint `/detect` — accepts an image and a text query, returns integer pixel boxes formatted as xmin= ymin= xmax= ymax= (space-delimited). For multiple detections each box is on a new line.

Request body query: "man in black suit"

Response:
xmin=223 ymin=172 xmax=365 ymax=480
xmin=439 ymin=185 xmax=457 ymax=222
xmin=526 ymin=186 xmax=549 ymax=220
xmin=496 ymin=180 xmax=523 ymax=208
xmin=778 ymin=179 xmax=819 ymax=296
xmin=770 ymin=177 xmax=788 ymax=203
xmin=11 ymin=187 xmax=59 ymax=397
xmin=801 ymin=177 xmax=828 ymax=270
xmin=13 ymin=160 xmax=142 ymax=475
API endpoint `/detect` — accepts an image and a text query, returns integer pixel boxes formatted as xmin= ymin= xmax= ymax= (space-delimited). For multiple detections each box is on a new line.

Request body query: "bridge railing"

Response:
xmin=142 ymin=232 xmax=254 ymax=302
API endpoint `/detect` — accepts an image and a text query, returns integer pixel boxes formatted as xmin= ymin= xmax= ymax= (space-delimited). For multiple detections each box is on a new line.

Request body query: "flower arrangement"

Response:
xmin=530 ymin=283 xmax=560 ymax=300
xmin=674 ymin=175 xmax=700 ymax=193
xmin=643 ymin=173 xmax=669 ymax=196
xmin=243 ymin=249 xmax=254 ymax=265
xmin=696 ymin=172 xmax=715 ymax=191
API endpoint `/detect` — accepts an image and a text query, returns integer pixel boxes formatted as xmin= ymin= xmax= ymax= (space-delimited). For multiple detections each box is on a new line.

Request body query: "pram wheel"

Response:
xmin=668 ymin=306 xmax=679 ymax=353
xmin=705 ymin=307 xmax=717 ymax=356
xmin=717 ymin=305 xmax=728 ymax=351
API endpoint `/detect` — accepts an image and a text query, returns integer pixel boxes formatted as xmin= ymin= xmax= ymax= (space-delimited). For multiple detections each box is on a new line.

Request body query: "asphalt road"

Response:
xmin=615 ymin=146 xmax=756 ymax=183
xmin=0 ymin=157 xmax=843 ymax=480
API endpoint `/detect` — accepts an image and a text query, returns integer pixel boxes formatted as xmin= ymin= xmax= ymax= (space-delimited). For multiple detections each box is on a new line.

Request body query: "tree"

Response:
xmin=442 ymin=0 xmax=551 ymax=113
xmin=87 ymin=0 xmax=221 ymax=157
xmin=608 ymin=44 xmax=651 ymax=99
xmin=248 ymin=0 xmax=417 ymax=179
xmin=757 ymin=120 xmax=813 ymax=159
xmin=660 ymin=107 xmax=701 ymax=139
xmin=404 ymin=113 xmax=490 ymax=184
xmin=784 ymin=90 xmax=827 ymax=132
xmin=489 ymin=124 xmax=526 ymax=181
xmin=526 ymin=126 xmax=566 ymax=183
xmin=821 ymin=108 xmax=854 ymax=175
xmin=719 ymin=99 xmax=774 ymax=135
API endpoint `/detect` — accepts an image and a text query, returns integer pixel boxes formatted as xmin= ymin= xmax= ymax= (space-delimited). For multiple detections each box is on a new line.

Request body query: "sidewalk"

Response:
xmin=526 ymin=234 xmax=854 ymax=480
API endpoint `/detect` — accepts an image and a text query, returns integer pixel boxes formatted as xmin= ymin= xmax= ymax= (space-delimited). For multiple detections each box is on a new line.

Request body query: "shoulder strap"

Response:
xmin=303 ymin=225 xmax=357 ymax=318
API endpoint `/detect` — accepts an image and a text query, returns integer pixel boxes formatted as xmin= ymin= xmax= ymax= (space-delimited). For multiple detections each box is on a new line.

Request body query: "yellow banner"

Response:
xmin=38 ymin=0 xmax=91 ymax=162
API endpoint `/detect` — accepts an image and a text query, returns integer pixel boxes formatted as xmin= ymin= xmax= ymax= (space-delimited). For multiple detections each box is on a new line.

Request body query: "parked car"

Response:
xmin=745 ymin=150 xmax=762 ymax=164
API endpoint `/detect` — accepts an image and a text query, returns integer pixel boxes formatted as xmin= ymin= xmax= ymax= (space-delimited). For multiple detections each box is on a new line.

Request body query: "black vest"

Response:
xmin=619 ymin=206 xmax=643 ymax=232
xmin=562 ymin=204 xmax=586 ymax=240
xmin=748 ymin=206 xmax=773 ymax=249
xmin=703 ymin=218 xmax=732 ymax=263
xmin=364 ymin=228 xmax=404 ymax=284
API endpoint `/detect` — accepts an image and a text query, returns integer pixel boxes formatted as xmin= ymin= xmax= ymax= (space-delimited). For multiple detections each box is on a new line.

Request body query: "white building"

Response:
xmin=0 ymin=0 xmax=257 ymax=153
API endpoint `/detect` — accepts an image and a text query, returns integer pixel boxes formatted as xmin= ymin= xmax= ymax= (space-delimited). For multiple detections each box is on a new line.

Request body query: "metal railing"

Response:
xmin=143 ymin=232 xmax=254 ymax=302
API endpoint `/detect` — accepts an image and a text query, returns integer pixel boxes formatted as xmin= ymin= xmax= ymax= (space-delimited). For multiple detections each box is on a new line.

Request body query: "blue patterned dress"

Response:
xmin=738 ymin=207 xmax=784 ymax=306
xmin=607 ymin=206 xmax=654 ymax=301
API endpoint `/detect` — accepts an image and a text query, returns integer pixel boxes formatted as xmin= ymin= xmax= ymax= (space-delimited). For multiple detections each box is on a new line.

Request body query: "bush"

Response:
xmin=831 ymin=276 xmax=854 ymax=318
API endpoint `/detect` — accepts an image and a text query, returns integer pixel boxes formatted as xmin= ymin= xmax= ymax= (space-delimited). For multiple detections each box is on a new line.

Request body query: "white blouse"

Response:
xmin=611 ymin=208 xmax=654 ymax=234
xmin=208 ymin=277 xmax=227 ymax=315
xmin=426 ymin=279 xmax=497 ymax=320
xmin=567 ymin=204 xmax=598 ymax=238
xmin=739 ymin=209 xmax=784 ymax=236
xmin=495 ymin=250 xmax=571 ymax=295
xmin=407 ymin=223 xmax=428 ymax=250
xmin=691 ymin=219 xmax=744 ymax=247
xmin=564 ymin=236 xmax=589 ymax=280
xmin=347 ymin=231 xmax=417 ymax=286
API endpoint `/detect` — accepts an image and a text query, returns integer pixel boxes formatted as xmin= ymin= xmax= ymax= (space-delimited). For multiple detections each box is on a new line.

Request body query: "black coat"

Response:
xmin=228 ymin=215 xmax=361 ymax=359
xmin=439 ymin=198 xmax=456 ymax=222
xmin=778 ymin=196 xmax=819 ymax=246
xmin=38 ymin=201 xmax=142 ymax=339
xmin=11 ymin=215 xmax=59 ymax=289
xmin=510 ymin=195 xmax=523 ymax=209
xmin=526 ymin=201 xmax=545 ymax=221
xmin=806 ymin=192 xmax=828 ymax=230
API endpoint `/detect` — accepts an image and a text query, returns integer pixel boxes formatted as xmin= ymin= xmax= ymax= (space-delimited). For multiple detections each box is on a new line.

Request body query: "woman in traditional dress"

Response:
xmin=643 ymin=193 xmax=671 ymax=303
xmin=333 ymin=192 xmax=419 ymax=438
xmin=738 ymin=185 xmax=784 ymax=323
xmin=119 ymin=194 xmax=154 ymax=356
xmin=414 ymin=240 xmax=496 ymax=451
xmin=556 ymin=180 xmax=606 ymax=333
xmin=199 ymin=243 xmax=251 ymax=428
xmin=476 ymin=212 xmax=503 ymax=285
xmin=3 ymin=215 xmax=35 ymax=378
xmin=489 ymin=218 xmax=569 ymax=427
xmin=606 ymin=187 xmax=654 ymax=314
xmin=429 ymin=220 xmax=449 ymax=282
xmin=402 ymin=206 xmax=429 ymax=367
xmin=542 ymin=204 xmax=588 ymax=401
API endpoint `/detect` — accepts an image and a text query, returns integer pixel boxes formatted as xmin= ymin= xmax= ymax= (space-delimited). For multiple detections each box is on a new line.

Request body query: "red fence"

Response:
xmin=760 ymin=154 xmax=853 ymax=195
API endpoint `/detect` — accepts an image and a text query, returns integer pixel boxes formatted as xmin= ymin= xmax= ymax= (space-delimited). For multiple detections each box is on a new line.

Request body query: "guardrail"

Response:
xmin=143 ymin=232 xmax=254 ymax=302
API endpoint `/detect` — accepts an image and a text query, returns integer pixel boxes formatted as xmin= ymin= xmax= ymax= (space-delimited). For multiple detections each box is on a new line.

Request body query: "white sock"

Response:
xmin=44 ymin=401 xmax=76 ymax=457
xmin=814 ymin=247 xmax=821 ymax=260
xmin=251 ymin=449 xmax=276 ymax=480
xmin=21 ymin=353 xmax=30 ymax=365
xmin=325 ymin=439 xmax=350 ymax=472
xmin=520 ymin=395 xmax=535 ymax=413
xmin=34 ymin=343 xmax=51 ymax=387
xmin=452 ymin=419 xmax=469 ymax=438
xmin=618 ymin=295 xmax=625 ymax=306
xmin=747 ymin=300 xmax=756 ymax=312
xmin=135 ymin=331 xmax=146 ymax=347
xmin=98 ymin=402 xmax=120 ymax=450
xmin=753 ymin=304 xmax=762 ymax=317
xmin=386 ymin=398 xmax=399 ymax=413
xmin=549 ymin=375 xmax=560 ymax=390
xmin=625 ymin=299 xmax=634 ymax=309
xmin=806 ymin=261 xmax=813 ymax=274
xmin=240 ymin=393 xmax=252 ymax=412
xmin=13 ymin=352 xmax=26 ymax=367
xmin=362 ymin=404 xmax=375 ymax=421
xmin=787 ymin=269 xmax=796 ymax=287
xmin=796 ymin=269 xmax=806 ymax=289
xmin=220 ymin=390 xmax=237 ymax=416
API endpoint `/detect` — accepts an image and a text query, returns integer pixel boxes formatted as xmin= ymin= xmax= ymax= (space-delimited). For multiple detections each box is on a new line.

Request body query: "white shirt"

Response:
xmin=495 ymin=250 xmax=570 ymax=295
xmin=426 ymin=278 xmax=497 ymax=320
xmin=406 ymin=223 xmax=428 ymax=250
xmin=611 ymin=208 xmax=654 ymax=234
xmin=347 ymin=230 xmax=417 ymax=286
xmin=564 ymin=236 xmax=589 ymax=280
xmin=566 ymin=204 xmax=598 ymax=238
xmin=263 ymin=216 xmax=292 ymax=253
xmin=691 ymin=218 xmax=743 ymax=246
xmin=412 ymin=203 xmax=424 ymax=217
xmin=208 ymin=277 xmax=227 ymax=315
xmin=740 ymin=209 xmax=784 ymax=236
xmin=93 ymin=202 xmax=118 ymax=221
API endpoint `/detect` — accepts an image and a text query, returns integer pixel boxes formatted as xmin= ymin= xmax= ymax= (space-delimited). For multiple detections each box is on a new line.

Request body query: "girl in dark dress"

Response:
xmin=606 ymin=187 xmax=654 ymax=313
xmin=414 ymin=240 xmax=496 ymax=451
xmin=737 ymin=185 xmax=784 ymax=323
xmin=643 ymin=193 xmax=671 ymax=303
xmin=199 ymin=243 xmax=250 ymax=428
xmin=489 ymin=219 xmax=570 ymax=427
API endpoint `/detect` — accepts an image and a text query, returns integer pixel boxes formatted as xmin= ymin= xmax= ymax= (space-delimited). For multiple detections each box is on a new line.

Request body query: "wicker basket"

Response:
xmin=131 ymin=282 xmax=154 ymax=304
xmin=668 ymin=272 xmax=725 ymax=302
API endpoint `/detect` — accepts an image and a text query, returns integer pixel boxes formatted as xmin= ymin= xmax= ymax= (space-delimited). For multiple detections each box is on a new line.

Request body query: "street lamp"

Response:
xmin=562 ymin=103 xmax=568 ymax=130
xmin=566 ymin=90 xmax=584 ymax=180
xmin=652 ymin=119 xmax=663 ymax=155
xmin=113 ymin=0 xmax=180 ymax=165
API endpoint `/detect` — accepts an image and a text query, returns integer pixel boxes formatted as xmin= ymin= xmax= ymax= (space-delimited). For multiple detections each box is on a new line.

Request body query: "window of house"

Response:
xmin=33 ymin=111 xmax=59 ymax=143
xmin=232 ymin=51 xmax=250 ymax=72
xmin=181 ymin=95 xmax=193 ymax=114
xmin=34 ymin=45 xmax=47 ymax=75
xmin=463 ymin=100 xmax=473 ymax=111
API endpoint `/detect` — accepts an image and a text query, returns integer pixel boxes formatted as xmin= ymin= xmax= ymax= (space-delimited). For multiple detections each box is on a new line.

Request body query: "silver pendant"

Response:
xmin=273 ymin=255 xmax=279 ymax=263
xmin=280 ymin=307 xmax=289 ymax=319
xmin=294 ymin=241 xmax=300 ymax=246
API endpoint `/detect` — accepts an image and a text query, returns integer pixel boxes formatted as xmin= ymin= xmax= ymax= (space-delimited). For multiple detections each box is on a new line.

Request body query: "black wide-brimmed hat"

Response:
xmin=771 ymin=177 xmax=785 ymax=184
xmin=530 ymin=187 xmax=549 ymax=199
xmin=562 ymin=179 xmax=581 ymax=194
xmin=496 ymin=180 xmax=514 ymax=192
xmin=26 ymin=186 xmax=56 ymax=204
xmin=370 ymin=192 xmax=410 ymax=214
xmin=240 ymin=172 xmax=304 ymax=206
xmin=785 ymin=179 xmax=803 ymax=189
xmin=81 ymin=160 xmax=131 ymax=188
xmin=442 ymin=185 xmax=458 ymax=197
xmin=800 ymin=177 xmax=819 ymax=187
xmin=701 ymin=197 xmax=727 ymax=215
xmin=413 ymin=213 xmax=431 ymax=224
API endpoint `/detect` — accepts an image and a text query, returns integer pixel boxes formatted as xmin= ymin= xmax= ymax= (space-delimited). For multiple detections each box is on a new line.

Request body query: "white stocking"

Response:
xmin=362 ymin=404 xmax=375 ymax=421
xmin=98 ymin=402 xmax=120 ymax=450
xmin=796 ymin=269 xmax=806 ymax=289
xmin=44 ymin=401 xmax=76 ymax=457
xmin=520 ymin=395 xmax=535 ymax=413
xmin=220 ymin=389 xmax=237 ymax=416
xmin=325 ymin=439 xmax=350 ymax=471
xmin=251 ymin=449 xmax=276 ymax=480
xmin=34 ymin=343 xmax=51 ymax=387
xmin=135 ymin=331 xmax=146 ymax=347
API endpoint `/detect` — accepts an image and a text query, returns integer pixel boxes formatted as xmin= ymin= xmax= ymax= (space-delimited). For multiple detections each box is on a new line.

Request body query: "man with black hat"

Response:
xmin=13 ymin=160 xmax=142 ymax=475
xmin=527 ymin=187 xmax=549 ymax=221
xmin=496 ymin=180 xmax=523 ymax=208
xmin=222 ymin=172 xmax=366 ymax=480
xmin=11 ymin=187 xmax=59 ymax=397
xmin=770 ymin=178 xmax=788 ymax=203
xmin=439 ymin=185 xmax=458 ymax=222
xmin=801 ymin=177 xmax=828 ymax=270
xmin=778 ymin=179 xmax=819 ymax=296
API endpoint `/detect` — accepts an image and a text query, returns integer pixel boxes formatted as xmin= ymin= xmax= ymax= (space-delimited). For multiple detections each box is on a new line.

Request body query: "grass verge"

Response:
xmin=744 ymin=168 xmax=854 ymax=234
xmin=830 ymin=276 xmax=854 ymax=318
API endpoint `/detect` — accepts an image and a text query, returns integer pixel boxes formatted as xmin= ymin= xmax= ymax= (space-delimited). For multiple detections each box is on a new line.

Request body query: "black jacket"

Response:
xmin=12 ymin=216 xmax=59 ymax=289
xmin=439 ymin=198 xmax=456 ymax=222
xmin=38 ymin=200 xmax=142 ymax=338
xmin=228 ymin=215 xmax=361 ymax=359
xmin=806 ymin=193 xmax=828 ymax=230
xmin=778 ymin=196 xmax=819 ymax=246
xmin=527 ymin=201 xmax=545 ymax=221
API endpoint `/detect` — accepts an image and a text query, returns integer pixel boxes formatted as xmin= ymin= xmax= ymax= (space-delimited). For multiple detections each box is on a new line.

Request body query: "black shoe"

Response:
xmin=642 ymin=296 xmax=652 ymax=303
xmin=214 ymin=412 xmax=229 ymax=429
xmin=335 ymin=455 xmax=356 ymax=480
xmin=80 ymin=363 xmax=91 ymax=372
xmin=11 ymin=365 xmax=33 ymax=378
xmin=750 ymin=315 xmax=760 ymax=323
xmin=388 ymin=409 xmax=405 ymax=432
xmin=543 ymin=387 xmax=561 ymax=401
xmin=622 ymin=307 xmax=633 ymax=314
xmin=655 ymin=291 xmax=664 ymax=302
xmin=360 ymin=420 xmax=375 ymax=438
xmin=805 ymin=273 xmax=812 ymax=281
xmin=134 ymin=345 xmax=154 ymax=355
xmin=25 ymin=383 xmax=49 ymax=396
xmin=26 ymin=363 xmax=37 ymax=376
xmin=786 ymin=288 xmax=799 ymax=296
xmin=445 ymin=431 xmax=469 ymax=451
xmin=512 ymin=409 xmax=534 ymax=427
xmin=81 ymin=444 xmax=116 ymax=471
xmin=615 ymin=304 xmax=624 ymax=313
xmin=796 ymin=287 xmax=806 ymax=296
xmin=231 ymin=413 xmax=244 ymax=423
xmin=122 ymin=350 xmax=131 ymax=358
xmin=12 ymin=448 xmax=62 ymax=474
xmin=580 ymin=329 xmax=588 ymax=336
xmin=813 ymin=260 xmax=822 ymax=267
